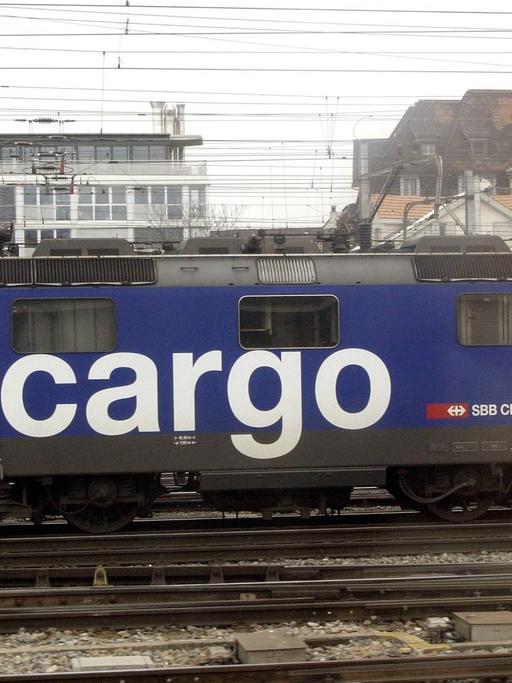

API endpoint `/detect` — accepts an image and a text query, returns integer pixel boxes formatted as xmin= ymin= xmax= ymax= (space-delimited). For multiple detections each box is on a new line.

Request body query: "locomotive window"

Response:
xmin=239 ymin=295 xmax=338 ymax=349
xmin=12 ymin=299 xmax=116 ymax=353
xmin=458 ymin=294 xmax=512 ymax=346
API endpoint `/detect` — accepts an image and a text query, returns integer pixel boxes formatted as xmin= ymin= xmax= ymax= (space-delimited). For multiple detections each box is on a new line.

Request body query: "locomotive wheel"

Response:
xmin=424 ymin=466 xmax=494 ymax=522
xmin=60 ymin=476 xmax=141 ymax=534
xmin=425 ymin=494 xmax=493 ymax=522
xmin=63 ymin=501 xmax=140 ymax=534
xmin=395 ymin=465 xmax=495 ymax=522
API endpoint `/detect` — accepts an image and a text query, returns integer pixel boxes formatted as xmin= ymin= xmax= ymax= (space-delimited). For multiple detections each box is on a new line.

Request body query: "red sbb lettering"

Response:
xmin=426 ymin=403 xmax=469 ymax=419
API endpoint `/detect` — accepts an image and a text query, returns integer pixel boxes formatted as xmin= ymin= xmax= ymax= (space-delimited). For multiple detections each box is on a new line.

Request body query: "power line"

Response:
xmin=0 ymin=84 xmax=461 ymax=98
xmin=0 ymin=4 xmax=511 ymax=15
xmin=1 ymin=66 xmax=512 ymax=73
xmin=0 ymin=6 xmax=507 ymax=34
xmin=0 ymin=30 xmax=511 ymax=36
xmin=1 ymin=45 xmax=511 ymax=70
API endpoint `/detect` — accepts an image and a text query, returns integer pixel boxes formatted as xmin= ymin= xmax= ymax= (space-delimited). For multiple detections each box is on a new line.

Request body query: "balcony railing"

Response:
xmin=0 ymin=160 xmax=208 ymax=177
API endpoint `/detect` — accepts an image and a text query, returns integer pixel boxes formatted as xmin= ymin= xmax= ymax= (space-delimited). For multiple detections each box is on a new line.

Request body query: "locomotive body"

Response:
xmin=1 ymin=243 xmax=512 ymax=530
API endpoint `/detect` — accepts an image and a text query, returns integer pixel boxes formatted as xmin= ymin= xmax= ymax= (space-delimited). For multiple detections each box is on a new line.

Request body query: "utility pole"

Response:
xmin=431 ymin=154 xmax=443 ymax=236
xmin=357 ymin=141 xmax=373 ymax=250
xmin=464 ymin=170 xmax=480 ymax=234
xmin=357 ymin=141 xmax=371 ymax=222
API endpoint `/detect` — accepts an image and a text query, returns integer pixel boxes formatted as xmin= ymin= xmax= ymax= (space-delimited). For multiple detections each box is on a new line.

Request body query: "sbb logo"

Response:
xmin=426 ymin=403 xmax=469 ymax=419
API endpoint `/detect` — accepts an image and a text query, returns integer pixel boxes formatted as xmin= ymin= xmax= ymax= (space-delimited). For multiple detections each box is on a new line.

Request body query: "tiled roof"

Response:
xmin=366 ymin=90 xmax=512 ymax=177
xmin=407 ymin=100 xmax=459 ymax=139
xmin=373 ymin=194 xmax=512 ymax=221
xmin=372 ymin=195 xmax=434 ymax=220
xmin=459 ymin=90 xmax=512 ymax=138
xmin=494 ymin=195 xmax=512 ymax=210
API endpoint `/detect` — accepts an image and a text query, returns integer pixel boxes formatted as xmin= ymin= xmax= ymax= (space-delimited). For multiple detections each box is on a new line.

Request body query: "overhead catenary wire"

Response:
xmin=0 ymin=4 xmax=509 ymax=231
xmin=0 ymin=4 xmax=510 ymax=13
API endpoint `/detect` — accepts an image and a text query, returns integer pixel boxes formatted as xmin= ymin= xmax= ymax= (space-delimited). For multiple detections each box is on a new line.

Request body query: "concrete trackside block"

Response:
xmin=235 ymin=630 xmax=306 ymax=664
xmin=71 ymin=656 xmax=153 ymax=671
xmin=453 ymin=611 xmax=512 ymax=642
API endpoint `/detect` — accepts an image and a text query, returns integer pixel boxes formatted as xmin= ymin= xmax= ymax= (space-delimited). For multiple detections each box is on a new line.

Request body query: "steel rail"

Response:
xmin=2 ymin=559 xmax=512 ymax=589
xmin=2 ymin=651 xmax=512 ymax=682
xmin=2 ymin=519 xmax=512 ymax=567
xmin=1 ymin=571 xmax=512 ymax=631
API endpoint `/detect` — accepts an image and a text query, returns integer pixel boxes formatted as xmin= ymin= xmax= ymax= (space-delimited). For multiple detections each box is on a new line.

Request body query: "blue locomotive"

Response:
xmin=0 ymin=233 xmax=512 ymax=531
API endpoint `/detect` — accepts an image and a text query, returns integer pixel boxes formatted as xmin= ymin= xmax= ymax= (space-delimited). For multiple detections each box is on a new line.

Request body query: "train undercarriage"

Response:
xmin=0 ymin=474 xmax=164 ymax=533
xmin=201 ymin=463 xmax=512 ymax=522
xmin=0 ymin=463 xmax=510 ymax=532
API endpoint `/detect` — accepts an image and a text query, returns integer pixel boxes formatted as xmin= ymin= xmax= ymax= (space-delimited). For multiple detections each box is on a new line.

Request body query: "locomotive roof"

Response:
xmin=0 ymin=251 xmax=512 ymax=287
xmin=2 ymin=235 xmax=511 ymax=287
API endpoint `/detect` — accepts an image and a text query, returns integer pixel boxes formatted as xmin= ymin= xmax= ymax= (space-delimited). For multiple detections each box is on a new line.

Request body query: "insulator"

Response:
xmin=358 ymin=223 xmax=373 ymax=252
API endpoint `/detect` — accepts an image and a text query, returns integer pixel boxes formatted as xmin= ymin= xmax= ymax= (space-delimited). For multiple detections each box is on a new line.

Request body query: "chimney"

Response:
xmin=176 ymin=103 xmax=185 ymax=135
xmin=164 ymin=106 xmax=176 ymax=135
xmin=150 ymin=101 xmax=166 ymax=133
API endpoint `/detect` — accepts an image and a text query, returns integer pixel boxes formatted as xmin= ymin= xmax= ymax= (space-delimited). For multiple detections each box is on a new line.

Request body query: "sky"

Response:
xmin=1 ymin=1 xmax=512 ymax=229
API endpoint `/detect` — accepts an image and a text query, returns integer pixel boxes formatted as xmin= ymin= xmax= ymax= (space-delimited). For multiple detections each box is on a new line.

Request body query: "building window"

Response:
xmin=420 ymin=142 xmax=436 ymax=155
xmin=78 ymin=186 xmax=127 ymax=221
xmin=96 ymin=146 xmax=111 ymax=161
xmin=134 ymin=186 xmax=183 ymax=220
xmin=458 ymin=294 xmax=512 ymax=346
xmin=23 ymin=186 xmax=71 ymax=221
xmin=0 ymin=186 xmax=15 ymax=220
xmin=189 ymin=186 xmax=206 ymax=218
xmin=12 ymin=298 xmax=116 ymax=354
xmin=112 ymin=146 xmax=128 ymax=161
xmin=168 ymin=186 xmax=183 ymax=219
xmin=470 ymin=140 xmax=488 ymax=156
xmin=74 ymin=144 xmax=168 ymax=162
xmin=400 ymin=177 xmax=420 ymax=195
xmin=40 ymin=228 xmax=54 ymax=241
xmin=22 ymin=228 xmax=71 ymax=246
xmin=239 ymin=295 xmax=339 ymax=349
xmin=149 ymin=145 xmax=166 ymax=160
xmin=77 ymin=145 xmax=95 ymax=161
xmin=24 ymin=229 xmax=38 ymax=246
xmin=496 ymin=174 xmax=511 ymax=195
xmin=132 ymin=146 xmax=149 ymax=161
xmin=55 ymin=190 xmax=71 ymax=221
xmin=24 ymin=186 xmax=37 ymax=206
xmin=0 ymin=146 xmax=18 ymax=161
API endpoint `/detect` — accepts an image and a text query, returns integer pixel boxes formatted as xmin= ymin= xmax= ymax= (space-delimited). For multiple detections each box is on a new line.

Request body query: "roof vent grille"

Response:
xmin=414 ymin=254 xmax=512 ymax=281
xmin=257 ymin=257 xmax=317 ymax=284
xmin=0 ymin=259 xmax=33 ymax=285
xmin=34 ymin=257 xmax=157 ymax=285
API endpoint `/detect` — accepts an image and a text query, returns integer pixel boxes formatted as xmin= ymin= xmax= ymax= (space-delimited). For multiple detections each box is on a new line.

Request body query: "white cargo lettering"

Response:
xmin=227 ymin=350 xmax=302 ymax=459
xmin=0 ymin=348 xmax=392 ymax=454
xmin=315 ymin=349 xmax=391 ymax=429
xmin=86 ymin=353 xmax=160 ymax=435
xmin=172 ymin=351 xmax=222 ymax=431
xmin=1 ymin=355 xmax=77 ymax=437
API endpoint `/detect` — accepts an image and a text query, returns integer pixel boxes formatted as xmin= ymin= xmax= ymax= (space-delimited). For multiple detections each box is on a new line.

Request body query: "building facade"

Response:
xmin=0 ymin=109 xmax=207 ymax=254
xmin=353 ymin=90 xmax=512 ymax=201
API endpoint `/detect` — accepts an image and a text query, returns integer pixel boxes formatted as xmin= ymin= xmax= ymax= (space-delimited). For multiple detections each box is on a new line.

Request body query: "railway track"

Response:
xmin=1 ymin=565 xmax=512 ymax=631
xmin=1 ymin=518 xmax=512 ymax=567
xmin=3 ymin=517 xmax=512 ymax=678
xmin=2 ymin=651 xmax=512 ymax=682
xmin=3 ymin=559 xmax=512 ymax=588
